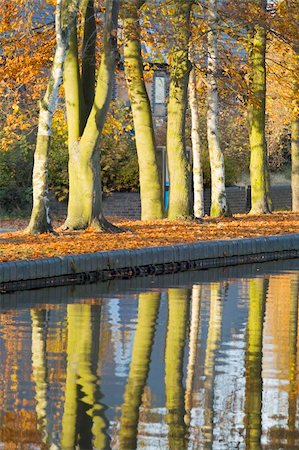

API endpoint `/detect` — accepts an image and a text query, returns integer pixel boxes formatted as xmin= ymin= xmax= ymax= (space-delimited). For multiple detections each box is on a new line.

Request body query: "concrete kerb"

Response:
xmin=1 ymin=233 xmax=299 ymax=293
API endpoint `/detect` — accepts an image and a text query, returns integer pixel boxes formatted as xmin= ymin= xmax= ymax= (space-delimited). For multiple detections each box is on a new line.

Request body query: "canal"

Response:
xmin=1 ymin=259 xmax=299 ymax=449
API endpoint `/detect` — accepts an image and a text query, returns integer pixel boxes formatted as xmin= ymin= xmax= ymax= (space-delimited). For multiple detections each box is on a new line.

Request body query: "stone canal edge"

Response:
xmin=1 ymin=233 xmax=299 ymax=293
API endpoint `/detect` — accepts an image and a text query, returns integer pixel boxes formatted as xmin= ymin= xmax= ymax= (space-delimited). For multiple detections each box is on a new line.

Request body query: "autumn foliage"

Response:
xmin=1 ymin=212 xmax=299 ymax=263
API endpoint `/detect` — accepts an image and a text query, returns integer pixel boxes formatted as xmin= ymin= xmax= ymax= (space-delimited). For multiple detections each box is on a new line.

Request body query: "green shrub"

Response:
xmin=48 ymin=121 xmax=69 ymax=201
xmin=200 ymin=149 xmax=245 ymax=187
xmin=48 ymin=115 xmax=140 ymax=198
xmin=101 ymin=135 xmax=139 ymax=192
xmin=0 ymin=137 xmax=34 ymax=213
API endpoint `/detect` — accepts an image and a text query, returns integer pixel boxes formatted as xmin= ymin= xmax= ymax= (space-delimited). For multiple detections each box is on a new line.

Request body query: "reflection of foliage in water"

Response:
xmin=2 ymin=271 xmax=299 ymax=448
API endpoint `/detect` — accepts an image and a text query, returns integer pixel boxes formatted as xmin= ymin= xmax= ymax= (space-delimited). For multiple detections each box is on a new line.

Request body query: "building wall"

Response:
xmin=101 ymin=185 xmax=292 ymax=220
xmin=51 ymin=185 xmax=292 ymax=220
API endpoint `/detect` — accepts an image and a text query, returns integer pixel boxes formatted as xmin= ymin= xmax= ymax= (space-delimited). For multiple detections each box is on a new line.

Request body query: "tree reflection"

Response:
xmin=203 ymin=283 xmax=223 ymax=447
xmin=185 ymin=284 xmax=202 ymax=426
xmin=61 ymin=303 xmax=109 ymax=450
xmin=119 ymin=292 xmax=161 ymax=450
xmin=287 ymin=274 xmax=299 ymax=448
xmin=31 ymin=309 xmax=49 ymax=446
xmin=244 ymin=278 xmax=267 ymax=449
xmin=165 ymin=288 xmax=190 ymax=450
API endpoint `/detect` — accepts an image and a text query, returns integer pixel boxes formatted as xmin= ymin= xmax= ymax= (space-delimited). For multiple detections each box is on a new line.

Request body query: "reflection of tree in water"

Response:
xmin=203 ymin=283 xmax=224 ymax=448
xmin=244 ymin=278 xmax=267 ymax=449
xmin=0 ymin=310 xmax=47 ymax=448
xmin=184 ymin=284 xmax=202 ymax=426
xmin=287 ymin=274 xmax=299 ymax=448
xmin=265 ymin=274 xmax=299 ymax=449
xmin=119 ymin=292 xmax=161 ymax=450
xmin=31 ymin=309 xmax=49 ymax=447
xmin=61 ymin=303 xmax=109 ymax=450
xmin=165 ymin=288 xmax=190 ymax=450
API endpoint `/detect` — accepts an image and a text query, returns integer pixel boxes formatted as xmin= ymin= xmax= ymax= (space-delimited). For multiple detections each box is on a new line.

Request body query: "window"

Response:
xmin=154 ymin=75 xmax=166 ymax=105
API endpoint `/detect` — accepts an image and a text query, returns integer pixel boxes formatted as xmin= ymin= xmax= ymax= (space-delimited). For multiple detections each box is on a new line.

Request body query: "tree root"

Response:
xmin=91 ymin=216 xmax=125 ymax=233
xmin=24 ymin=220 xmax=54 ymax=235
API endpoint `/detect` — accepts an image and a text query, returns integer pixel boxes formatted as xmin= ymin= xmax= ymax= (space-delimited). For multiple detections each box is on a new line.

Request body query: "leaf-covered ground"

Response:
xmin=0 ymin=212 xmax=299 ymax=263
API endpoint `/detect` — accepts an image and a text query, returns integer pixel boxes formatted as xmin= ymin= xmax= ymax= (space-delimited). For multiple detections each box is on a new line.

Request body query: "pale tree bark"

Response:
xmin=249 ymin=0 xmax=271 ymax=214
xmin=291 ymin=76 xmax=299 ymax=210
xmin=206 ymin=0 xmax=229 ymax=217
xmin=26 ymin=0 xmax=80 ymax=234
xmin=292 ymin=115 xmax=299 ymax=210
xmin=123 ymin=0 xmax=163 ymax=220
xmin=167 ymin=0 xmax=193 ymax=220
xmin=188 ymin=64 xmax=204 ymax=219
xmin=64 ymin=0 xmax=121 ymax=231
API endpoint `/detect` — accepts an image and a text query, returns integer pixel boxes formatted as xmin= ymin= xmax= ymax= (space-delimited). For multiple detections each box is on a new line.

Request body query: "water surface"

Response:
xmin=1 ymin=260 xmax=299 ymax=449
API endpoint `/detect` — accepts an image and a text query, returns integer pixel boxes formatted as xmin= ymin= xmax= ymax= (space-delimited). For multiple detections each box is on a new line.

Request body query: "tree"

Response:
xmin=0 ymin=0 xmax=55 ymax=149
xmin=63 ymin=0 xmax=121 ymax=231
xmin=206 ymin=0 xmax=229 ymax=217
xmin=189 ymin=61 xmax=204 ymax=219
xmin=122 ymin=0 xmax=163 ymax=220
xmin=248 ymin=0 xmax=271 ymax=214
xmin=265 ymin=0 xmax=299 ymax=210
xmin=292 ymin=91 xmax=299 ymax=210
xmin=290 ymin=25 xmax=299 ymax=211
xmin=166 ymin=0 xmax=193 ymax=220
xmin=26 ymin=0 xmax=80 ymax=234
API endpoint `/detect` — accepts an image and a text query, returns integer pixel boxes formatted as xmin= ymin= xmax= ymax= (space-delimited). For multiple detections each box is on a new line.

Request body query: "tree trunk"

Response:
xmin=123 ymin=0 xmax=163 ymax=220
xmin=206 ymin=0 xmax=229 ymax=217
xmin=81 ymin=0 xmax=96 ymax=124
xmin=27 ymin=0 xmax=79 ymax=234
xmin=189 ymin=64 xmax=204 ymax=219
xmin=291 ymin=111 xmax=299 ymax=210
xmin=64 ymin=0 xmax=121 ymax=231
xmin=249 ymin=0 xmax=271 ymax=214
xmin=166 ymin=1 xmax=192 ymax=220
